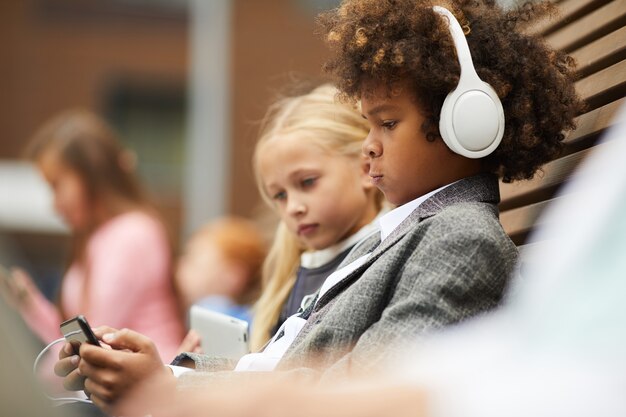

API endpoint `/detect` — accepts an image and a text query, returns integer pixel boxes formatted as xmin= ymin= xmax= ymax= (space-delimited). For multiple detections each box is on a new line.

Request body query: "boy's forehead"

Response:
xmin=361 ymin=79 xmax=416 ymax=102
xmin=361 ymin=87 xmax=412 ymax=113
xmin=360 ymin=80 xmax=393 ymax=100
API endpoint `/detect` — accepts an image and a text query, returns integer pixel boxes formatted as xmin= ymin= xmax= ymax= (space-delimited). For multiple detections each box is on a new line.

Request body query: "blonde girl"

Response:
xmin=250 ymin=84 xmax=384 ymax=350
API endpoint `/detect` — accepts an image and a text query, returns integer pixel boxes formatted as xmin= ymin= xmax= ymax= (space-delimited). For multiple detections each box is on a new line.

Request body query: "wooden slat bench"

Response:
xmin=500 ymin=0 xmax=626 ymax=245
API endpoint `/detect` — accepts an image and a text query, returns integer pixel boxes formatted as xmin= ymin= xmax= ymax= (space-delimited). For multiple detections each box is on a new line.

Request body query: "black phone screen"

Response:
xmin=60 ymin=315 xmax=99 ymax=352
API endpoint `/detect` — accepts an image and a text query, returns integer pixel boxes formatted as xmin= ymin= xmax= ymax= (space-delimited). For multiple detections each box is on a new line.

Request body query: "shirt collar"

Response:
xmin=379 ymin=183 xmax=454 ymax=242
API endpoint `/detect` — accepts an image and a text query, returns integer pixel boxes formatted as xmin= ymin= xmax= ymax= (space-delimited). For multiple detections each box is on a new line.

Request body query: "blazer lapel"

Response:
xmin=417 ymin=173 xmax=500 ymax=219
xmin=313 ymin=211 xmax=420 ymax=311
xmin=313 ymin=173 xmax=501 ymax=311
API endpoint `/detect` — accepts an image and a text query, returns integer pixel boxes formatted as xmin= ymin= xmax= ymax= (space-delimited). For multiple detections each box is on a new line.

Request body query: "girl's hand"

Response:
xmin=1 ymin=268 xmax=40 ymax=309
xmin=177 ymin=329 xmax=203 ymax=355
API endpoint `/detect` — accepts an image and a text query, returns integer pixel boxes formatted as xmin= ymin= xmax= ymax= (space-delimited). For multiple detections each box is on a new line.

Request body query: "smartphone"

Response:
xmin=60 ymin=315 xmax=100 ymax=354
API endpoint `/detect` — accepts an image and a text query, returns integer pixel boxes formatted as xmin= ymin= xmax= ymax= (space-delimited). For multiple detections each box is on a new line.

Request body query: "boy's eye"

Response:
xmin=272 ymin=190 xmax=287 ymax=201
xmin=301 ymin=177 xmax=317 ymax=188
xmin=381 ymin=120 xmax=398 ymax=130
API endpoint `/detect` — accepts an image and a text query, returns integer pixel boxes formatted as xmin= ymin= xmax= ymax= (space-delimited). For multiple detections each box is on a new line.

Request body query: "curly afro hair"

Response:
xmin=318 ymin=0 xmax=585 ymax=182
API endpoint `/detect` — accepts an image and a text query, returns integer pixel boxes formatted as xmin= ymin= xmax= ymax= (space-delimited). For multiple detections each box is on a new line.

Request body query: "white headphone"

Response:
xmin=433 ymin=6 xmax=505 ymax=158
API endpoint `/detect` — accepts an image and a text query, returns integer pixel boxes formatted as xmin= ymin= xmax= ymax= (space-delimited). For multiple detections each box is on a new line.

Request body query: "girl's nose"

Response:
xmin=362 ymin=131 xmax=382 ymax=158
xmin=286 ymin=198 xmax=306 ymax=216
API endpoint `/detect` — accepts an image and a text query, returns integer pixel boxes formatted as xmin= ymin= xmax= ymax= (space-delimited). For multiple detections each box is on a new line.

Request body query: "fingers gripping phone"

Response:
xmin=60 ymin=315 xmax=100 ymax=354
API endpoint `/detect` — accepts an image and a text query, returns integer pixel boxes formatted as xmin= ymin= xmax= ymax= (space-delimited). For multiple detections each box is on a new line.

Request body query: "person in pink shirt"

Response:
xmin=4 ymin=110 xmax=184 ymax=368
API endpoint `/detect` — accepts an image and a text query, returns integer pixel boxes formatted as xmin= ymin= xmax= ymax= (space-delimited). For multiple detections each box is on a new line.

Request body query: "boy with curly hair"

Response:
xmin=54 ymin=1 xmax=583 ymax=413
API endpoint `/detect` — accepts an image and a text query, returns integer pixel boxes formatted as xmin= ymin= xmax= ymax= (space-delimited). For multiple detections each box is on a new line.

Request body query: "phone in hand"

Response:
xmin=60 ymin=315 xmax=100 ymax=354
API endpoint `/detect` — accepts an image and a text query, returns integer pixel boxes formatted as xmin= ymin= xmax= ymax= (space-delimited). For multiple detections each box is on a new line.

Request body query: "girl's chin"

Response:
xmin=302 ymin=238 xmax=333 ymax=252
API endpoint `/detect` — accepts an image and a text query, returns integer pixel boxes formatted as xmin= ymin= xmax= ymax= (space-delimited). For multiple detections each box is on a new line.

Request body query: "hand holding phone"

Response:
xmin=60 ymin=315 xmax=100 ymax=354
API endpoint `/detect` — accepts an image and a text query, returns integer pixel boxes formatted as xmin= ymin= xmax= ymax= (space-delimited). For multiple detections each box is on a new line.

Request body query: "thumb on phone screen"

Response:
xmin=102 ymin=328 xmax=157 ymax=354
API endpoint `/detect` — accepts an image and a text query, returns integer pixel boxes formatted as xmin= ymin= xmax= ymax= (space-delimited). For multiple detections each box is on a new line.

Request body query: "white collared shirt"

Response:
xmin=379 ymin=183 xmax=452 ymax=241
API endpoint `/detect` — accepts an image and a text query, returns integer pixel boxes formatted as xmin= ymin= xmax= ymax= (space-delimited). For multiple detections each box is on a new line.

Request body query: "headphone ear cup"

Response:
xmin=432 ymin=6 xmax=505 ymax=159
xmin=439 ymin=80 xmax=505 ymax=159
xmin=439 ymin=95 xmax=460 ymax=155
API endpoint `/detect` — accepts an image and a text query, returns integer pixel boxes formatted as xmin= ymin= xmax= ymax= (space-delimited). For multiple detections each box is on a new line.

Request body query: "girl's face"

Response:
xmin=360 ymin=84 xmax=456 ymax=205
xmin=37 ymin=150 xmax=91 ymax=230
xmin=257 ymin=135 xmax=376 ymax=251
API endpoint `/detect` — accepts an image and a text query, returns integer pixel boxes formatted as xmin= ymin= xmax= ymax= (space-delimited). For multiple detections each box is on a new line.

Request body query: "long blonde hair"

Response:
xmin=250 ymin=84 xmax=382 ymax=351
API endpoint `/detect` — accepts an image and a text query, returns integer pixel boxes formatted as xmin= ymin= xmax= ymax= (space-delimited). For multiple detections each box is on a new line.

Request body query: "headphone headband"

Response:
xmin=432 ymin=6 xmax=480 ymax=83
xmin=433 ymin=6 xmax=505 ymax=159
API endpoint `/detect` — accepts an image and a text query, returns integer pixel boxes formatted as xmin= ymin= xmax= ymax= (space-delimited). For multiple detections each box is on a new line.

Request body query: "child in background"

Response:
xmin=175 ymin=216 xmax=267 ymax=324
xmin=250 ymin=84 xmax=384 ymax=350
xmin=4 ymin=110 xmax=184 ymax=364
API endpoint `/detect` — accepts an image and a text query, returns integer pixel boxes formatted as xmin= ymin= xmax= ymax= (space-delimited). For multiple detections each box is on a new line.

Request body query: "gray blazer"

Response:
xmin=176 ymin=173 xmax=518 ymax=385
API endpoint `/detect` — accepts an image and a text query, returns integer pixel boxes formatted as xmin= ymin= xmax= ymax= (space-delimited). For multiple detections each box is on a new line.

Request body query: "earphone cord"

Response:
xmin=33 ymin=335 xmax=93 ymax=405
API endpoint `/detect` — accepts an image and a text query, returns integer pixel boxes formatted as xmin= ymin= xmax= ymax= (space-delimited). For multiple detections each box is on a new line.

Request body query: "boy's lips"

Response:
xmin=369 ymin=173 xmax=383 ymax=185
xmin=297 ymin=223 xmax=319 ymax=236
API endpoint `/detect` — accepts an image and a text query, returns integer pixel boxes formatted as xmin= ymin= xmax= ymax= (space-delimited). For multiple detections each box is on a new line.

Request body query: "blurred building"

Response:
xmin=0 ymin=0 xmax=336 ymax=299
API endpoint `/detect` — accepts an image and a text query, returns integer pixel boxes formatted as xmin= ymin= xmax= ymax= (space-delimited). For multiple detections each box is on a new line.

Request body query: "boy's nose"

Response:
xmin=362 ymin=132 xmax=382 ymax=158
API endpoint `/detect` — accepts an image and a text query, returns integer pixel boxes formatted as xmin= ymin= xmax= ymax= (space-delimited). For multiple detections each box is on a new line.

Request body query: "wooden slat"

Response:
xmin=575 ymin=59 xmax=626 ymax=110
xmin=498 ymin=101 xmax=625 ymax=210
xmin=545 ymin=0 xmax=626 ymax=52
xmin=499 ymin=99 xmax=624 ymax=212
xmin=499 ymin=148 xmax=588 ymax=211
xmin=529 ymin=0 xmax=612 ymax=37
xmin=501 ymin=199 xmax=554 ymax=245
xmin=507 ymin=0 xmax=626 ymax=247
xmin=571 ymin=25 xmax=626 ymax=78
xmin=564 ymin=97 xmax=625 ymax=150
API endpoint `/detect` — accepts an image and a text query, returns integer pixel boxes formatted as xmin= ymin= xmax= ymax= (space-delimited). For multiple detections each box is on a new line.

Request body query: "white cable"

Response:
xmin=33 ymin=334 xmax=93 ymax=405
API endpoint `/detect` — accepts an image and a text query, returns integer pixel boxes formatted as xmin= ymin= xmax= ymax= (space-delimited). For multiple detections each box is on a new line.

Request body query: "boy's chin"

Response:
xmin=382 ymin=191 xmax=408 ymax=207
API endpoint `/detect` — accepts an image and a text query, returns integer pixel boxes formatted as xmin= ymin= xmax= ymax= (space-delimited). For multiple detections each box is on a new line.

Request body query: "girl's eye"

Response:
xmin=272 ymin=190 xmax=287 ymax=201
xmin=382 ymin=120 xmax=398 ymax=130
xmin=301 ymin=177 xmax=317 ymax=188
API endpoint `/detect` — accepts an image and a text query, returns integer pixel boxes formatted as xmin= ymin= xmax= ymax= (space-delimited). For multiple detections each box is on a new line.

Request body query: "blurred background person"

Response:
xmin=175 ymin=216 xmax=267 ymax=354
xmin=175 ymin=216 xmax=267 ymax=323
xmin=2 ymin=110 xmax=184 ymax=375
